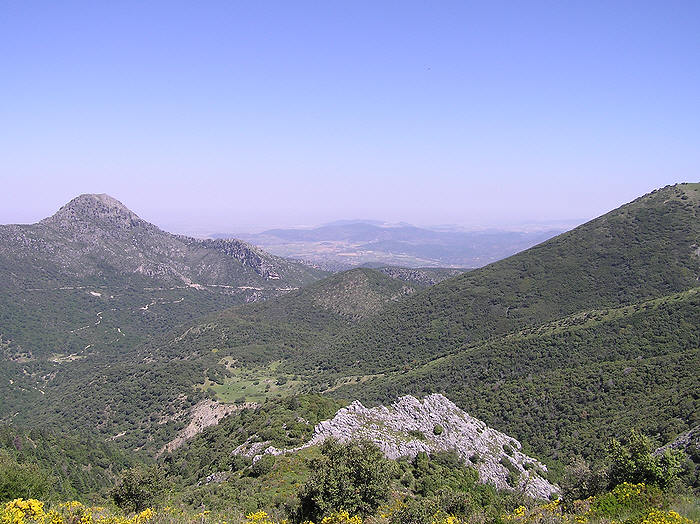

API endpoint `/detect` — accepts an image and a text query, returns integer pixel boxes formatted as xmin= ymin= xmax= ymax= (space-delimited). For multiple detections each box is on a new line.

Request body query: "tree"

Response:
xmin=561 ymin=455 xmax=607 ymax=502
xmin=0 ymin=452 xmax=53 ymax=503
xmin=296 ymin=439 xmax=392 ymax=522
xmin=607 ymin=430 xmax=682 ymax=490
xmin=250 ymin=454 xmax=275 ymax=477
xmin=110 ymin=465 xmax=165 ymax=513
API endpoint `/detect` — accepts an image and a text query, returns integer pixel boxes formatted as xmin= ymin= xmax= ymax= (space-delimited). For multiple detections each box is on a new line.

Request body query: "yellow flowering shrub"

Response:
xmin=0 ymin=499 xmax=155 ymax=524
xmin=245 ymin=511 xmax=276 ymax=524
xmin=637 ymin=509 xmax=694 ymax=524
xmin=319 ymin=511 xmax=361 ymax=524
xmin=591 ymin=482 xmax=662 ymax=518
xmin=430 ymin=512 xmax=463 ymax=524
xmin=503 ymin=498 xmax=568 ymax=523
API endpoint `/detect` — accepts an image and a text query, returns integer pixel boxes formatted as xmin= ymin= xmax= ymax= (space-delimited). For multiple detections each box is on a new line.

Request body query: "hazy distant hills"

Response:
xmin=216 ymin=220 xmax=565 ymax=270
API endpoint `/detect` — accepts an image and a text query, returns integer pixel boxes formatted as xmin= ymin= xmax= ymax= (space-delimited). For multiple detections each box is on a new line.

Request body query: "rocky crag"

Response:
xmin=234 ymin=394 xmax=558 ymax=499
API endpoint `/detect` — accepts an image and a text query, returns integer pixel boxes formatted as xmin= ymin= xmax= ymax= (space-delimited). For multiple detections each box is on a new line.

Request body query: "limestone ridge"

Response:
xmin=655 ymin=424 xmax=700 ymax=456
xmin=234 ymin=394 xmax=558 ymax=499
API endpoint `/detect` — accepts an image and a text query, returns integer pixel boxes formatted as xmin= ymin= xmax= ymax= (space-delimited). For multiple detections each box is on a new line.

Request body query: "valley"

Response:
xmin=225 ymin=221 xmax=565 ymax=270
xmin=1 ymin=184 xmax=698 ymax=523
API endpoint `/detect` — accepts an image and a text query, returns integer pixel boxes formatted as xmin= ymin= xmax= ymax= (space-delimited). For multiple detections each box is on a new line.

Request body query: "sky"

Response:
xmin=1 ymin=1 xmax=699 ymax=233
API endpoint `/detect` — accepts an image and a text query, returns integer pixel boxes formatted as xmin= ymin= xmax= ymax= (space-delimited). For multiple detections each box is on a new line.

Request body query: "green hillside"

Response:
xmin=332 ymin=288 xmax=700 ymax=463
xmin=303 ymin=183 xmax=699 ymax=375
xmin=0 ymin=425 xmax=134 ymax=501
xmin=1 ymin=185 xmax=699 ymax=523
xmin=1 ymin=268 xmax=418 ymax=452
xmin=144 ymin=267 xmax=418 ymax=366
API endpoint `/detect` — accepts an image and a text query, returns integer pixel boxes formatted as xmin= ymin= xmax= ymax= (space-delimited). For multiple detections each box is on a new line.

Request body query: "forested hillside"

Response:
xmin=1 ymin=185 xmax=699 ymax=524
xmin=301 ymin=183 xmax=699 ymax=374
xmin=332 ymin=288 xmax=699 ymax=463
xmin=0 ymin=267 xmax=423 ymax=452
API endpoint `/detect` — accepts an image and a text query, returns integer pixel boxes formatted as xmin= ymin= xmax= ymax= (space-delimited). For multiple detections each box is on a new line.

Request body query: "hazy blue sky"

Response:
xmin=1 ymin=1 xmax=698 ymax=233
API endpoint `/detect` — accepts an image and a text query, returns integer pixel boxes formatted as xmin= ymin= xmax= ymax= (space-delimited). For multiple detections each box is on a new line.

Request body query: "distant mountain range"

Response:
xmin=215 ymin=221 xmax=566 ymax=270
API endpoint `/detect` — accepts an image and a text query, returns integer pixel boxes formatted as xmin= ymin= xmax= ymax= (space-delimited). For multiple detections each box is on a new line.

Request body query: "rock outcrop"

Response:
xmin=235 ymin=394 xmax=558 ymax=499
xmin=655 ymin=425 xmax=700 ymax=456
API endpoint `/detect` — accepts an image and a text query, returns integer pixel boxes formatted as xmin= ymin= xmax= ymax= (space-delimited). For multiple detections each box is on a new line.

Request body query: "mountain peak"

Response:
xmin=75 ymin=193 xmax=130 ymax=210
xmin=42 ymin=193 xmax=146 ymax=229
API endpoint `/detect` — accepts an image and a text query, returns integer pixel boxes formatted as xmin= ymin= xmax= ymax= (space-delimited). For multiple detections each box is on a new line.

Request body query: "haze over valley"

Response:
xmin=220 ymin=220 xmax=566 ymax=270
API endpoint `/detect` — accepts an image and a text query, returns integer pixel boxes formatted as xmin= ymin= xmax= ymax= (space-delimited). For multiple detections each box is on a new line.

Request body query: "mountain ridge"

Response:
xmin=304 ymin=183 xmax=699 ymax=375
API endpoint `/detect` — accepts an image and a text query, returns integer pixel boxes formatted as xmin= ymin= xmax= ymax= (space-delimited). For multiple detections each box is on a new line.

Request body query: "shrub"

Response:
xmin=110 ymin=465 xmax=165 ymax=513
xmin=408 ymin=430 xmax=425 ymax=441
xmin=250 ymin=454 xmax=275 ymax=477
xmin=561 ymin=455 xmax=607 ymax=502
xmin=590 ymin=482 xmax=663 ymax=519
xmin=230 ymin=454 xmax=252 ymax=472
xmin=0 ymin=453 xmax=53 ymax=503
xmin=433 ymin=425 xmax=444 ymax=436
xmin=608 ymin=430 xmax=683 ymax=490
xmin=296 ymin=439 xmax=392 ymax=522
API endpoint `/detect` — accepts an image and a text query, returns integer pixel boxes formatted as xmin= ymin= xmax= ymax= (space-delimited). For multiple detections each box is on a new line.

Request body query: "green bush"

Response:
xmin=250 ymin=454 xmax=276 ymax=477
xmin=561 ymin=455 xmax=608 ymax=502
xmin=608 ymin=430 xmax=682 ymax=489
xmin=433 ymin=425 xmax=444 ymax=436
xmin=296 ymin=439 xmax=392 ymax=521
xmin=0 ymin=452 xmax=54 ymax=503
xmin=110 ymin=465 xmax=165 ymax=513
xmin=408 ymin=430 xmax=425 ymax=441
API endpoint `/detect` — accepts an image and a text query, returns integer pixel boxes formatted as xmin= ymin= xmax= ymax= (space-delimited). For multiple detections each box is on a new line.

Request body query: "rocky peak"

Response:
xmin=41 ymin=193 xmax=149 ymax=232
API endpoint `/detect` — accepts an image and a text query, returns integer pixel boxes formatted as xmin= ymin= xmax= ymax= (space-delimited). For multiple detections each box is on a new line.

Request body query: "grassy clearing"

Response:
xmin=210 ymin=361 xmax=304 ymax=403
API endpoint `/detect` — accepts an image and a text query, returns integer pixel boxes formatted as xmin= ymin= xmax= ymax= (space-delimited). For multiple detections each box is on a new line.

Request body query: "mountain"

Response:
xmin=159 ymin=183 xmax=699 ymax=463
xmin=220 ymin=221 xmax=564 ymax=270
xmin=303 ymin=183 xmax=699 ymax=375
xmin=0 ymin=194 xmax=328 ymax=451
xmin=334 ymin=288 xmax=699 ymax=462
xmin=284 ymin=183 xmax=699 ymax=461
xmin=3 ymin=184 xmax=698 ymax=493
xmin=75 ymin=182 xmax=697 ymax=461
xmin=1 ymin=193 xmax=323 ymax=290
xmin=0 ymin=193 xmax=326 ymax=361
xmin=139 ymin=267 xmax=425 ymax=370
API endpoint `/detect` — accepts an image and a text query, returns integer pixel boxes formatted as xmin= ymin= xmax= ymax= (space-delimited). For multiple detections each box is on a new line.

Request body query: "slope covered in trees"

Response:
xmin=331 ymin=288 xmax=700 ymax=463
xmin=301 ymin=183 xmax=699 ymax=375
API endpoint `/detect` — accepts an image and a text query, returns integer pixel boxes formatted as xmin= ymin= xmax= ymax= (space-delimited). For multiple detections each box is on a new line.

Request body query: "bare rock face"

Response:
xmin=237 ymin=394 xmax=558 ymax=499
xmin=655 ymin=424 xmax=700 ymax=456
xmin=160 ymin=399 xmax=257 ymax=455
